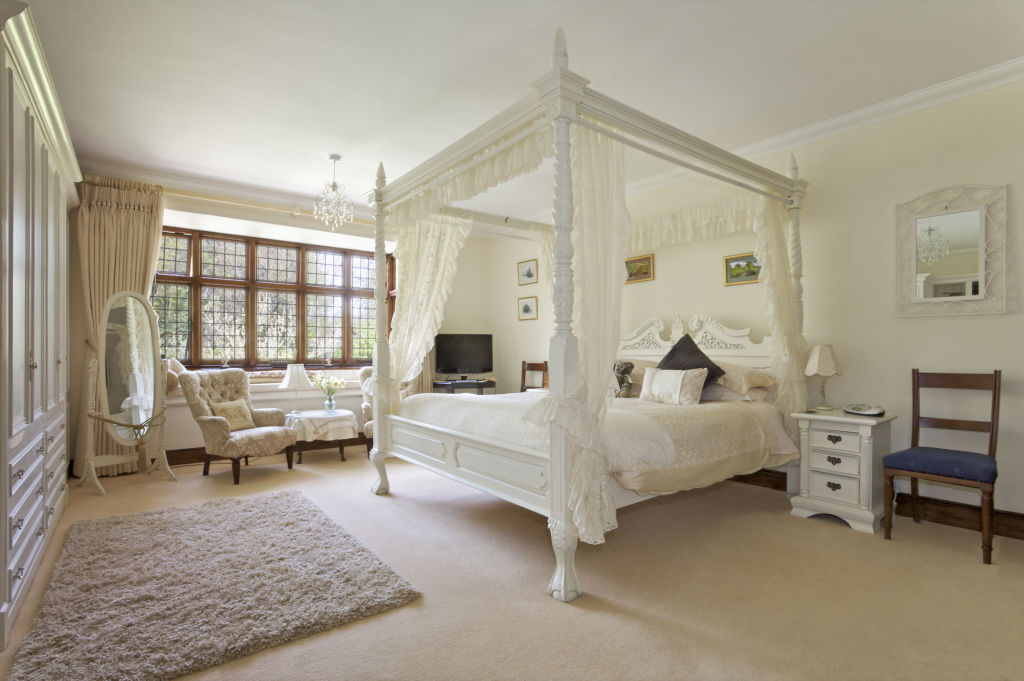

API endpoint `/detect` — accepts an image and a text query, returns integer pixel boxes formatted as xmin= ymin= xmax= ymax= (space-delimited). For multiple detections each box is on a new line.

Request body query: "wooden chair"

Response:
xmin=883 ymin=369 xmax=1002 ymax=563
xmin=520 ymin=361 xmax=549 ymax=392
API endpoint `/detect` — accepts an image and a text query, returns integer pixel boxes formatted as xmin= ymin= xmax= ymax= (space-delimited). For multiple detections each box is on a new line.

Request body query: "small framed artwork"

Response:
xmin=517 ymin=258 xmax=538 ymax=286
xmin=724 ymin=252 xmax=761 ymax=285
xmin=518 ymin=296 xmax=538 ymax=321
xmin=625 ymin=254 xmax=654 ymax=284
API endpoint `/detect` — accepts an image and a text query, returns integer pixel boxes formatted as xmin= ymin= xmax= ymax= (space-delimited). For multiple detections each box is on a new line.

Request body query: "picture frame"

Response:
xmin=517 ymin=258 xmax=538 ymax=286
xmin=724 ymin=252 xmax=761 ymax=285
xmin=624 ymin=254 xmax=654 ymax=284
xmin=518 ymin=296 xmax=538 ymax=321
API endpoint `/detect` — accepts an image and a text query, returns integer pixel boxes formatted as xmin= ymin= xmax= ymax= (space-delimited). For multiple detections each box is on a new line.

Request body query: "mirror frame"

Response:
xmin=96 ymin=291 xmax=164 ymax=445
xmin=895 ymin=185 xmax=1006 ymax=316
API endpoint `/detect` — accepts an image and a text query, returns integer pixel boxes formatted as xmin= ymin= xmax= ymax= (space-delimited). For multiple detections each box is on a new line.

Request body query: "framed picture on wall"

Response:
xmin=625 ymin=254 xmax=654 ymax=284
xmin=518 ymin=296 xmax=538 ymax=321
xmin=724 ymin=252 xmax=761 ymax=285
xmin=517 ymin=258 xmax=538 ymax=285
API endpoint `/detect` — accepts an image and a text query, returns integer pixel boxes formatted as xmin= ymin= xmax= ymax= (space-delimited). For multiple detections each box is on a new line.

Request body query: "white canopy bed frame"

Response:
xmin=368 ymin=31 xmax=808 ymax=601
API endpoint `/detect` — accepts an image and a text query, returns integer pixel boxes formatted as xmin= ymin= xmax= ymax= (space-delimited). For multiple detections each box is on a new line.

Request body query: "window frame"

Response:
xmin=153 ymin=226 xmax=392 ymax=370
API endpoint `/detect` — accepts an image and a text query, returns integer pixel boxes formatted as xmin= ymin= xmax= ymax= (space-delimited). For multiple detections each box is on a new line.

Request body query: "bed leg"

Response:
xmin=370 ymin=447 xmax=390 ymax=495
xmin=548 ymin=518 xmax=581 ymax=602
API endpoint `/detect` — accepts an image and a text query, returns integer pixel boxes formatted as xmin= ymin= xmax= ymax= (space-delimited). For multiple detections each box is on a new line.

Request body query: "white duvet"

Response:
xmin=398 ymin=391 xmax=798 ymax=495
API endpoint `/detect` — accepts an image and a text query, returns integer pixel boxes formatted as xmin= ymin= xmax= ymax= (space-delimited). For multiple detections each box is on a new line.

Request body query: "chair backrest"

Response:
xmin=178 ymin=369 xmax=253 ymax=420
xmin=521 ymin=361 xmax=549 ymax=391
xmin=911 ymin=369 xmax=1002 ymax=458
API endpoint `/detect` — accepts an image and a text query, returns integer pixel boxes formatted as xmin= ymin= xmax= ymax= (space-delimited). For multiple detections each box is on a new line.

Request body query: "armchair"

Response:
xmin=358 ymin=366 xmax=419 ymax=453
xmin=178 ymin=368 xmax=297 ymax=484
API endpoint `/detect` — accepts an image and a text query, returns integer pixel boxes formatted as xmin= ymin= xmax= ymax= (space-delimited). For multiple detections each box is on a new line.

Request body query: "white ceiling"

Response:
xmin=26 ymin=0 xmax=1024 ymax=223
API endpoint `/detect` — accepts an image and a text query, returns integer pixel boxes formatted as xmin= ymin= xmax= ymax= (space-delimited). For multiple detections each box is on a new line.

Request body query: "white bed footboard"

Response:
xmin=384 ymin=414 xmax=552 ymax=516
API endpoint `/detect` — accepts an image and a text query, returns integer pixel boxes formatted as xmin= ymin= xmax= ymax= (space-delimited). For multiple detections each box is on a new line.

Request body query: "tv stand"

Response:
xmin=433 ymin=379 xmax=496 ymax=395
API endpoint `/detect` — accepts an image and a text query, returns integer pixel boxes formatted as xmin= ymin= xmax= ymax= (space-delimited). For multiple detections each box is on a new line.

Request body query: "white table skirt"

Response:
xmin=285 ymin=409 xmax=358 ymax=442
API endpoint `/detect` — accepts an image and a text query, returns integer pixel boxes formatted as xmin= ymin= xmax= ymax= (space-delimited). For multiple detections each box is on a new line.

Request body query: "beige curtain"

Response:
xmin=72 ymin=175 xmax=164 ymax=477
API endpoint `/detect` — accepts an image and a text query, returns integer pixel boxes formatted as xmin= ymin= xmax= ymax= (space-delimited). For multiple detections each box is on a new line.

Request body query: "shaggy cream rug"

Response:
xmin=7 ymin=490 xmax=420 ymax=681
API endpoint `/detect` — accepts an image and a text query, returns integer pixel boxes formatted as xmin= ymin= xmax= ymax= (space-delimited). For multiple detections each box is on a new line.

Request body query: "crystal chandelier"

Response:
xmin=313 ymin=154 xmax=354 ymax=230
xmin=917 ymin=217 xmax=950 ymax=264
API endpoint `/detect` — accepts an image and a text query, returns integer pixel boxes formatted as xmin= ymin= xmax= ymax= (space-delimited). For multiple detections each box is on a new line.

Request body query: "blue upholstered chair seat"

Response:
xmin=884 ymin=446 xmax=997 ymax=484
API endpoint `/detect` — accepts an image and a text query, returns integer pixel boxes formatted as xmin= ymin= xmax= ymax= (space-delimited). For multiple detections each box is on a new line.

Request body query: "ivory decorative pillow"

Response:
xmin=639 ymin=367 xmax=708 ymax=405
xmin=715 ymin=361 xmax=776 ymax=395
xmin=210 ymin=398 xmax=255 ymax=431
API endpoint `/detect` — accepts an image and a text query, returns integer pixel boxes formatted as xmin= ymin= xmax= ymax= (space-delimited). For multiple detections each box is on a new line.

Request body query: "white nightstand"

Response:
xmin=789 ymin=411 xmax=897 ymax=533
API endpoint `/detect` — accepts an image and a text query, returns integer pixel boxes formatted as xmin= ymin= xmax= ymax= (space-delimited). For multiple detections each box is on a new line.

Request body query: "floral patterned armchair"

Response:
xmin=178 ymin=368 xmax=297 ymax=484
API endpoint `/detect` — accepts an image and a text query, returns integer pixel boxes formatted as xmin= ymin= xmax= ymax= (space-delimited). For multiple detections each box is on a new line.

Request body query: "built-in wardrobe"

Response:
xmin=0 ymin=3 xmax=80 ymax=648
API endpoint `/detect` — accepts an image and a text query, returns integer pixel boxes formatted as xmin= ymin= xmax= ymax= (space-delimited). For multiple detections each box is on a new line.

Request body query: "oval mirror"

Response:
xmin=97 ymin=291 xmax=161 ymax=443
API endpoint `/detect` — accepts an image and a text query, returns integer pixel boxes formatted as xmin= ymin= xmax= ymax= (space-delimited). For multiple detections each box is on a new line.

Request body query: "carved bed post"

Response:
xmin=539 ymin=28 xmax=583 ymax=602
xmin=370 ymin=163 xmax=391 ymax=495
xmin=787 ymin=154 xmax=806 ymax=332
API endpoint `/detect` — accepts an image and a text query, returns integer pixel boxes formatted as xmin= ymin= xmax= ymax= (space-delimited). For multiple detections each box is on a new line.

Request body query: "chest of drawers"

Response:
xmin=790 ymin=412 xmax=896 ymax=533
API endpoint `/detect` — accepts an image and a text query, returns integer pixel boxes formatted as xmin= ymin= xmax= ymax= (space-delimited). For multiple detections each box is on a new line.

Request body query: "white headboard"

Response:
xmin=616 ymin=313 xmax=775 ymax=368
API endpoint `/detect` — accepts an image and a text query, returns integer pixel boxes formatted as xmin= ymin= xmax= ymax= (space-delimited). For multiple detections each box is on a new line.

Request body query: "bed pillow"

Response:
xmin=715 ymin=361 xmax=776 ymax=395
xmin=657 ymin=334 xmax=723 ymax=386
xmin=639 ymin=367 xmax=707 ymax=405
xmin=210 ymin=398 xmax=255 ymax=431
xmin=701 ymin=383 xmax=776 ymax=403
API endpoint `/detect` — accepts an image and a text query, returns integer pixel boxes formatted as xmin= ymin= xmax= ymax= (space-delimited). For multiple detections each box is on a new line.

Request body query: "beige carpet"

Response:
xmin=5 ymin=490 xmax=419 ymax=681
xmin=2 ymin=451 xmax=1022 ymax=681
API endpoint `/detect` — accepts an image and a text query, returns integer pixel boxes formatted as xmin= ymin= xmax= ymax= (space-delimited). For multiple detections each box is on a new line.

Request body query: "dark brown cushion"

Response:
xmin=657 ymin=334 xmax=724 ymax=386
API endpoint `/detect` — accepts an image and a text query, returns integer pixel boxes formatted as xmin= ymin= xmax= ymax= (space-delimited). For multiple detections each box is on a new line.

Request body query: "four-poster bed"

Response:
xmin=367 ymin=31 xmax=809 ymax=601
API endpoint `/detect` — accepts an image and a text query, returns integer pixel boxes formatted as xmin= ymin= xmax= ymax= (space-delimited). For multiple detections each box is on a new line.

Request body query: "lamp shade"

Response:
xmin=279 ymin=364 xmax=314 ymax=390
xmin=804 ymin=344 xmax=842 ymax=378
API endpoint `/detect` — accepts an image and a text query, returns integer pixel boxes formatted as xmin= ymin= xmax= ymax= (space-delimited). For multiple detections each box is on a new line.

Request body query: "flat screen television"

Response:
xmin=435 ymin=334 xmax=492 ymax=377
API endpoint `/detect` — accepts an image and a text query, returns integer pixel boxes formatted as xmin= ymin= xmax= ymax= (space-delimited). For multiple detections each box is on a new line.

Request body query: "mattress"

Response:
xmin=397 ymin=391 xmax=798 ymax=496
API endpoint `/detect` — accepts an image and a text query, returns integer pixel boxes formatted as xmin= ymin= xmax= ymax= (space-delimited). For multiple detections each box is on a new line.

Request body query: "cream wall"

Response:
xmin=441 ymin=235 xmax=551 ymax=393
xmin=626 ymin=80 xmax=1024 ymax=514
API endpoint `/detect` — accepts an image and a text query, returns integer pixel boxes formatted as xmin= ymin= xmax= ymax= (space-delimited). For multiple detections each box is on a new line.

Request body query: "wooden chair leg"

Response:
xmin=231 ymin=458 xmax=241 ymax=484
xmin=366 ymin=438 xmax=373 ymax=456
xmin=981 ymin=489 xmax=994 ymax=564
xmin=883 ymin=473 xmax=894 ymax=540
xmin=286 ymin=447 xmax=294 ymax=470
xmin=203 ymin=454 xmax=211 ymax=476
xmin=911 ymin=477 xmax=921 ymax=523
xmin=339 ymin=443 xmax=346 ymax=462
xmin=244 ymin=456 xmax=249 ymax=467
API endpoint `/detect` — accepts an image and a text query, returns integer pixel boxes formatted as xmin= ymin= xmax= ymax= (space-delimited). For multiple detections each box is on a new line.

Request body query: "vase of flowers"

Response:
xmin=312 ymin=372 xmax=346 ymax=412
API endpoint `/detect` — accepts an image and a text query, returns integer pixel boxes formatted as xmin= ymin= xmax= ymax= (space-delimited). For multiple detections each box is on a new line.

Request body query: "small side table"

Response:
xmin=789 ymin=411 xmax=896 ymax=533
xmin=285 ymin=409 xmax=365 ymax=463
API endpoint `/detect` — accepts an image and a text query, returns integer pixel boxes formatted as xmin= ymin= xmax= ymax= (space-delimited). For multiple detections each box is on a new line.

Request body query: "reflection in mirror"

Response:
xmin=914 ymin=209 xmax=984 ymax=301
xmin=103 ymin=293 xmax=157 ymax=440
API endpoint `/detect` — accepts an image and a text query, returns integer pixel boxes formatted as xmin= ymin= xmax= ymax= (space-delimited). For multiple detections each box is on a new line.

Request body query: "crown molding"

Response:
xmin=626 ymin=56 xmax=1024 ymax=197
xmin=2 ymin=5 xmax=82 ymax=187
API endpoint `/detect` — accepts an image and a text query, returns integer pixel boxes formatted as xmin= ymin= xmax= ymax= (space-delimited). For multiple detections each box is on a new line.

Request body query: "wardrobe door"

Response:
xmin=27 ymin=125 xmax=44 ymax=421
xmin=53 ymin=168 xmax=67 ymax=405
xmin=43 ymin=154 xmax=58 ymax=413
xmin=5 ymin=71 xmax=29 ymax=437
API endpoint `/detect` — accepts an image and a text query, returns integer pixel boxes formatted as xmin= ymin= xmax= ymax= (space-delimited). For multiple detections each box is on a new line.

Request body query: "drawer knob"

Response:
xmin=827 ymin=456 xmax=841 ymax=466
xmin=826 ymin=481 xmax=842 ymax=492
xmin=47 ymin=471 xmax=55 ymax=480
xmin=13 ymin=468 xmax=25 ymax=480
xmin=47 ymin=435 xmax=55 ymax=443
xmin=35 ymin=527 xmax=44 ymax=537
xmin=11 ymin=567 xmax=24 ymax=581
xmin=36 ymin=445 xmax=45 ymax=455
xmin=827 ymin=434 xmax=843 ymax=444
xmin=36 ymin=485 xmax=44 ymax=496
xmin=12 ymin=518 xmax=24 ymax=530
xmin=47 ymin=507 xmax=55 ymax=517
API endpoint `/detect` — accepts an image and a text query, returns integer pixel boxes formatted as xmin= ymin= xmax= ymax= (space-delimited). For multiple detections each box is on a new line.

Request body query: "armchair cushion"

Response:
xmin=210 ymin=398 xmax=256 ymax=431
xmin=218 ymin=426 xmax=297 ymax=460
xmin=251 ymin=407 xmax=286 ymax=427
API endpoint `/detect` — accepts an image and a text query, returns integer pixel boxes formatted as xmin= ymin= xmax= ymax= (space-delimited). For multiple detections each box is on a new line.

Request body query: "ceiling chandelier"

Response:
xmin=313 ymin=153 xmax=354 ymax=230
xmin=917 ymin=217 xmax=950 ymax=264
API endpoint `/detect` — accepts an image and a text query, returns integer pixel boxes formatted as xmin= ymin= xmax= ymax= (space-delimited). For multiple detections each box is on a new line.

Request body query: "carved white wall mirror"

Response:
xmin=82 ymin=291 xmax=176 ymax=494
xmin=896 ymin=185 xmax=1006 ymax=316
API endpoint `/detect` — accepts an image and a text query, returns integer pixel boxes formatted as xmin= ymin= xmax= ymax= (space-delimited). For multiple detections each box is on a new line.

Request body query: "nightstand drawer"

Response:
xmin=810 ymin=450 xmax=860 ymax=476
xmin=810 ymin=471 xmax=860 ymax=506
xmin=810 ymin=428 xmax=860 ymax=453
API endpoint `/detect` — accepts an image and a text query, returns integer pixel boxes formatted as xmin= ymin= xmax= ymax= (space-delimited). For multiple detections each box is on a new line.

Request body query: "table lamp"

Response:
xmin=804 ymin=344 xmax=842 ymax=411
xmin=279 ymin=364 xmax=314 ymax=415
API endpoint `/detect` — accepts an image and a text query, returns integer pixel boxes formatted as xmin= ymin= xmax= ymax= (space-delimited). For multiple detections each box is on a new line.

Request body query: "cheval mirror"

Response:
xmin=81 ymin=291 xmax=176 ymax=494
